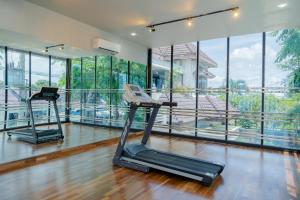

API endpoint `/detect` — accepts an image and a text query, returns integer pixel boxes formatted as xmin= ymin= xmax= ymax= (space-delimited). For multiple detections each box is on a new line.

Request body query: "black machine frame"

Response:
xmin=7 ymin=87 xmax=64 ymax=144
xmin=113 ymin=100 xmax=224 ymax=186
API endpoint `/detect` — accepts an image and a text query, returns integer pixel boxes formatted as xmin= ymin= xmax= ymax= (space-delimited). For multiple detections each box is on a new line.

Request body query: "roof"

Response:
xmin=153 ymin=43 xmax=218 ymax=68
xmin=156 ymin=92 xmax=238 ymax=123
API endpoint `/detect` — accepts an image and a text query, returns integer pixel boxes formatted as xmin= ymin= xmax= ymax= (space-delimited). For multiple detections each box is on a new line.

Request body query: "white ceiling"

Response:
xmin=26 ymin=0 xmax=300 ymax=48
xmin=0 ymin=29 xmax=91 ymax=59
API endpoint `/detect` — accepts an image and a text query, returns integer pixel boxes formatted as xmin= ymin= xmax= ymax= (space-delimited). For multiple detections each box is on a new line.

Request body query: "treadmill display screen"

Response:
xmin=130 ymin=86 xmax=140 ymax=91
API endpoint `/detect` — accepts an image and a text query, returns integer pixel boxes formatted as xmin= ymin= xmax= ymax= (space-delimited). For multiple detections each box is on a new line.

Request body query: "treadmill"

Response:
xmin=7 ymin=87 xmax=64 ymax=144
xmin=113 ymin=84 xmax=224 ymax=186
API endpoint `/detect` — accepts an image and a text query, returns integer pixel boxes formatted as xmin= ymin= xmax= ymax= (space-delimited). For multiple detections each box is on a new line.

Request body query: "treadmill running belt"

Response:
xmin=133 ymin=150 xmax=223 ymax=176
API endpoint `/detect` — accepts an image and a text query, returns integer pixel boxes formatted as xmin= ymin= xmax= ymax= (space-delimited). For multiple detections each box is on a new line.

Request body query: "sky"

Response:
xmin=0 ymin=50 xmax=65 ymax=85
xmin=0 ymin=31 xmax=293 ymax=89
xmin=200 ymin=32 xmax=290 ymax=88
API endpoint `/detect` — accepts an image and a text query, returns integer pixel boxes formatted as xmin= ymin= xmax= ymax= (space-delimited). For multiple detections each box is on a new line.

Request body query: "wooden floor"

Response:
xmin=0 ymin=129 xmax=299 ymax=200
xmin=0 ymin=123 xmax=121 ymax=164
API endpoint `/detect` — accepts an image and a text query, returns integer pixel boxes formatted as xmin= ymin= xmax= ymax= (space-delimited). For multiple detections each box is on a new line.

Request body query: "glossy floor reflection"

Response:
xmin=0 ymin=123 xmax=121 ymax=164
xmin=0 ymin=132 xmax=299 ymax=200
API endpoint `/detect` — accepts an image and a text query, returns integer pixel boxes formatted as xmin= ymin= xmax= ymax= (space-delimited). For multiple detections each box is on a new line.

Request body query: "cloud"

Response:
xmin=231 ymin=43 xmax=262 ymax=60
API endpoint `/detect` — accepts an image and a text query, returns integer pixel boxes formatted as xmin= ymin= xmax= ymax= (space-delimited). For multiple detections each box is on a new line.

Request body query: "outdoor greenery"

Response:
xmin=70 ymin=55 xmax=146 ymax=126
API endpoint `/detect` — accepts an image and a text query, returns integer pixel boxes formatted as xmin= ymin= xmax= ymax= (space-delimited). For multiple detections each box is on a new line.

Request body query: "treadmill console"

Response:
xmin=30 ymin=87 xmax=60 ymax=101
xmin=124 ymin=84 xmax=158 ymax=105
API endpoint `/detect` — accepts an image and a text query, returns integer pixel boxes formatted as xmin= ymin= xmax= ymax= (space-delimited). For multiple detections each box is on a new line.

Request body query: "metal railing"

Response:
xmin=0 ymin=87 xmax=299 ymax=149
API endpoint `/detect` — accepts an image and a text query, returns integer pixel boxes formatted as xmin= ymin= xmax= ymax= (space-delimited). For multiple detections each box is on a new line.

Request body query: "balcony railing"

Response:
xmin=0 ymin=87 xmax=299 ymax=150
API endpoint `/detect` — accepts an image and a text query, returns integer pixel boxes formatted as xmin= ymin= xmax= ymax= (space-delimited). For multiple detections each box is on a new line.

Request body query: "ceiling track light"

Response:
xmin=187 ymin=18 xmax=193 ymax=27
xmin=277 ymin=3 xmax=287 ymax=8
xmin=149 ymin=26 xmax=156 ymax=32
xmin=146 ymin=6 xmax=239 ymax=32
xmin=43 ymin=44 xmax=64 ymax=53
xmin=232 ymin=7 xmax=239 ymax=18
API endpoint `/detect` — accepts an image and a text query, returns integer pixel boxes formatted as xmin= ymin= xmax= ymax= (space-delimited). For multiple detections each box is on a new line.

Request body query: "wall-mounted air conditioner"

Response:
xmin=92 ymin=38 xmax=121 ymax=55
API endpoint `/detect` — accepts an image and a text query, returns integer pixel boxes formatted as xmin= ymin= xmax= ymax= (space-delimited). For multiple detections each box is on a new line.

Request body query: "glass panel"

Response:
xmin=152 ymin=46 xmax=171 ymax=133
xmin=31 ymin=54 xmax=49 ymax=124
xmin=82 ymin=57 xmax=95 ymax=124
xmin=6 ymin=50 xmax=30 ymax=128
xmin=198 ymin=38 xmax=227 ymax=139
xmin=264 ymin=29 xmax=300 ymax=149
xmin=0 ymin=48 xmax=5 ymax=129
xmin=228 ymin=33 xmax=262 ymax=144
xmin=130 ymin=62 xmax=146 ymax=129
xmin=171 ymin=43 xmax=196 ymax=136
xmin=95 ymin=55 xmax=111 ymax=126
xmin=70 ymin=58 xmax=81 ymax=122
xmin=111 ymin=58 xmax=128 ymax=127
xmin=51 ymin=58 xmax=66 ymax=122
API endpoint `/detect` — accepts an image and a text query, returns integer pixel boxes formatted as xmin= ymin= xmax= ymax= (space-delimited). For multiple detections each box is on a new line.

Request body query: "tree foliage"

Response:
xmin=273 ymin=29 xmax=300 ymax=88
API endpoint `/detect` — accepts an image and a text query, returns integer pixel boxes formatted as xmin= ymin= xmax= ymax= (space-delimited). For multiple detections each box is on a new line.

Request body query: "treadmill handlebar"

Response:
xmin=162 ymin=102 xmax=177 ymax=107
xmin=29 ymin=87 xmax=60 ymax=101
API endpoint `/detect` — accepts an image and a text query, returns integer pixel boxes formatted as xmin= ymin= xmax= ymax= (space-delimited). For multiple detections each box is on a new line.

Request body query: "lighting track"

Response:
xmin=44 ymin=44 xmax=64 ymax=52
xmin=146 ymin=7 xmax=239 ymax=32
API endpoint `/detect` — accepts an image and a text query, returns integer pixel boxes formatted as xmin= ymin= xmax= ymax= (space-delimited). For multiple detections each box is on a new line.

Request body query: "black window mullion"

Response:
xmin=28 ymin=52 xmax=32 ymax=126
xmin=195 ymin=41 xmax=200 ymax=137
xmin=4 ymin=47 xmax=8 ymax=130
xmin=169 ymin=45 xmax=174 ymax=134
xmin=225 ymin=37 xmax=230 ymax=141
xmin=109 ymin=56 xmax=112 ymax=127
xmin=146 ymin=49 xmax=152 ymax=128
xmin=65 ymin=58 xmax=71 ymax=122
xmin=94 ymin=56 xmax=97 ymax=124
xmin=29 ymin=52 xmax=32 ymax=97
xmin=127 ymin=61 xmax=130 ymax=84
xmin=261 ymin=32 xmax=266 ymax=146
xmin=48 ymin=56 xmax=51 ymax=124
xmin=80 ymin=58 xmax=83 ymax=123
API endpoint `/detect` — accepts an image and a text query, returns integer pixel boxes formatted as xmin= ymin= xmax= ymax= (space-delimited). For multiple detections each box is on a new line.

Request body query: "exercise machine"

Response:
xmin=113 ymin=84 xmax=224 ymax=186
xmin=7 ymin=87 xmax=64 ymax=144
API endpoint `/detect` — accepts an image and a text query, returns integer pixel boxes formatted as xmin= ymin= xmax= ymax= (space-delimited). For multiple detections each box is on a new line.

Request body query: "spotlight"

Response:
xmin=233 ymin=8 xmax=239 ymax=18
xmin=149 ymin=26 xmax=156 ymax=32
xmin=59 ymin=46 xmax=64 ymax=51
xmin=187 ymin=18 xmax=193 ymax=27
xmin=130 ymin=32 xmax=137 ymax=36
xmin=277 ymin=3 xmax=287 ymax=8
xmin=43 ymin=47 xmax=49 ymax=53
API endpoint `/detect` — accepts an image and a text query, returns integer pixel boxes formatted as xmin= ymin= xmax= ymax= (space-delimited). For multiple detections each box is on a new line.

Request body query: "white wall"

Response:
xmin=0 ymin=0 xmax=147 ymax=64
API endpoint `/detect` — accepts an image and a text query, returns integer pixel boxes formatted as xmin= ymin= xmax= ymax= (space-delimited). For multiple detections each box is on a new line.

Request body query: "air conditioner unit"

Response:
xmin=92 ymin=38 xmax=121 ymax=55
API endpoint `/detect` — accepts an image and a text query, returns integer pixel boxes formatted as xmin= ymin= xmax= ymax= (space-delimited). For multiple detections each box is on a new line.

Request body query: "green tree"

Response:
xmin=273 ymin=29 xmax=300 ymax=89
xmin=32 ymin=80 xmax=49 ymax=90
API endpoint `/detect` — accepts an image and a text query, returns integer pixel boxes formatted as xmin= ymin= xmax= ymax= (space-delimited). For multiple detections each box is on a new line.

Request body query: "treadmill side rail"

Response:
xmin=121 ymin=157 xmax=217 ymax=185
xmin=113 ymin=158 xmax=150 ymax=173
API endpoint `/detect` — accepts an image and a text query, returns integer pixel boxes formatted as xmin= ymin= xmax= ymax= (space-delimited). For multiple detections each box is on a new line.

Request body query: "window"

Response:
xmin=111 ymin=58 xmax=128 ymax=127
xmin=51 ymin=58 xmax=66 ymax=122
xmin=171 ymin=43 xmax=197 ymax=136
xmin=96 ymin=55 xmax=111 ymax=126
xmin=198 ymin=38 xmax=227 ymax=139
xmin=82 ymin=57 xmax=95 ymax=124
xmin=31 ymin=54 xmax=49 ymax=124
xmin=152 ymin=46 xmax=171 ymax=133
xmin=264 ymin=29 xmax=300 ymax=149
xmin=6 ymin=50 xmax=30 ymax=128
xmin=0 ymin=47 xmax=5 ymax=130
xmin=130 ymin=61 xmax=146 ymax=129
xmin=70 ymin=58 xmax=81 ymax=122
xmin=228 ymin=33 xmax=262 ymax=144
